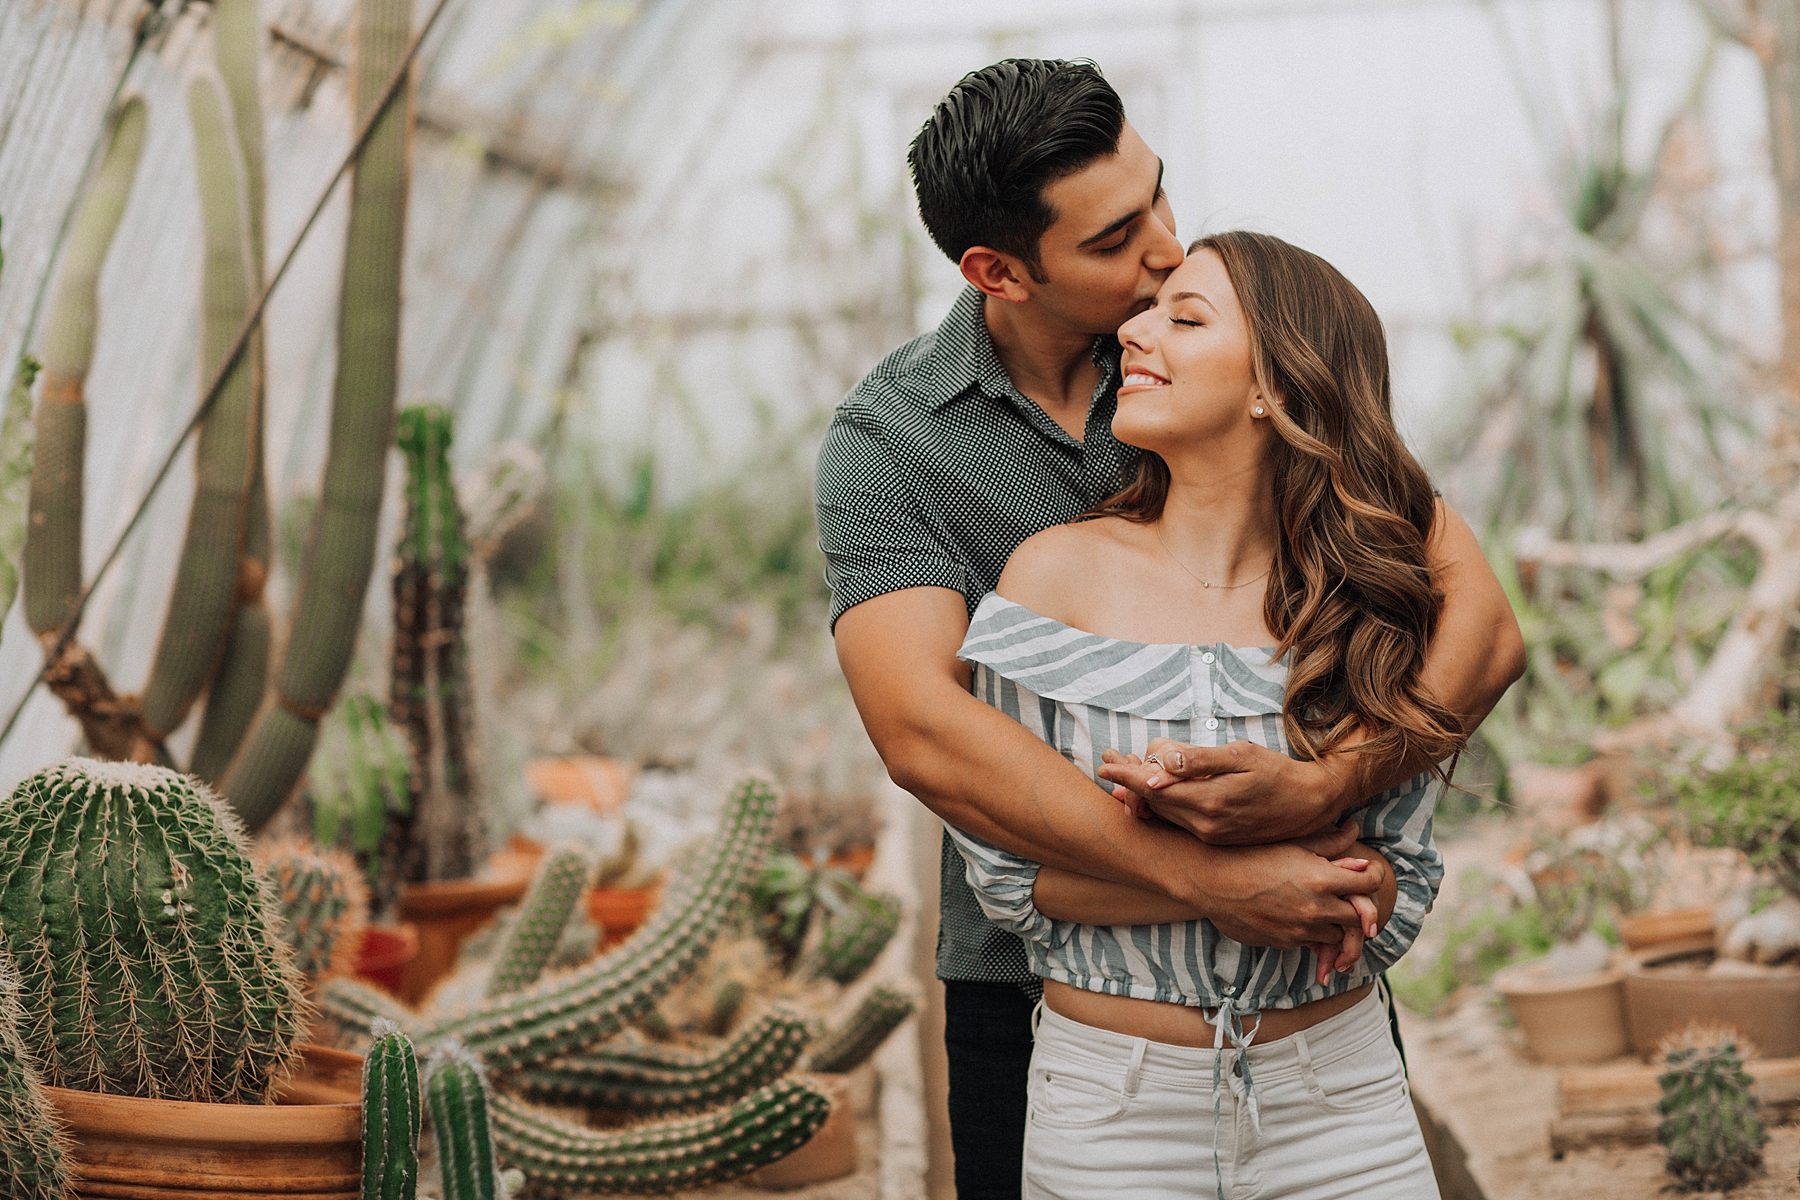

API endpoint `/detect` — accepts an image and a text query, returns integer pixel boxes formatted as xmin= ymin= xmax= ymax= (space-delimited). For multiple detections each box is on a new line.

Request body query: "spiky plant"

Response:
xmin=1657 ymin=1038 xmax=1767 ymax=1192
xmin=318 ymin=977 xmax=421 ymax=1050
xmin=425 ymin=1042 xmax=504 ymax=1200
xmin=510 ymin=1007 xmax=812 ymax=1116
xmin=796 ymin=887 xmax=901 ymax=985
xmin=0 ymin=958 xmax=67 ymax=1199
xmin=418 ymin=777 xmax=777 ymax=1071
xmin=364 ymin=1018 xmax=422 ymax=1200
xmin=0 ymin=759 xmax=306 ymax=1103
xmin=807 ymin=985 xmax=915 ymax=1075
xmin=489 ymin=1078 xmax=831 ymax=1195
xmin=257 ymin=836 xmax=371 ymax=987
xmin=486 ymin=844 xmax=589 ymax=998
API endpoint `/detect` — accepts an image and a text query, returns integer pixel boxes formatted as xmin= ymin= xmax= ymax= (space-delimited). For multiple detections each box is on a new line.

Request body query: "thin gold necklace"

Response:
xmin=1152 ymin=524 xmax=1273 ymax=591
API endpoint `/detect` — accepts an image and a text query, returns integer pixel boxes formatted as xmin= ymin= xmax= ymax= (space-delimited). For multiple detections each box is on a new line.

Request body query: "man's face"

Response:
xmin=1025 ymin=123 xmax=1184 ymax=338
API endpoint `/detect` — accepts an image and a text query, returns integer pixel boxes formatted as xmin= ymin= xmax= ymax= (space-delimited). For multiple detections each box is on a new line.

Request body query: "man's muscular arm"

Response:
xmin=1099 ymin=499 xmax=1526 ymax=844
xmin=833 ymin=585 xmax=1380 ymax=948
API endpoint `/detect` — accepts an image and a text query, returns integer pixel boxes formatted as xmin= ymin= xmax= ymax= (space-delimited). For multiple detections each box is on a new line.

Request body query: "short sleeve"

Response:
xmin=815 ymin=411 xmax=973 ymax=631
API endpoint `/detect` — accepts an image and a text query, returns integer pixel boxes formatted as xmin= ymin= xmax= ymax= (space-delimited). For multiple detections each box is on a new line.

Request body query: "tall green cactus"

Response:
xmin=1658 ymin=1039 xmax=1767 ymax=1192
xmin=419 ymin=777 xmax=777 ymax=1071
xmin=222 ymin=0 xmax=414 ymax=830
xmin=512 ymin=1007 xmax=812 ymax=1116
xmin=486 ymin=844 xmax=589 ymax=998
xmin=426 ymin=1042 xmax=503 ymax=1200
xmin=0 ymin=351 xmax=36 ymax=647
xmin=0 ymin=759 xmax=307 ymax=1103
xmin=364 ymin=1019 xmax=422 ymax=1200
xmin=389 ymin=403 xmax=484 ymax=884
xmin=0 ymin=958 xmax=68 ymax=1199
xmin=138 ymin=72 xmax=260 ymax=750
xmin=797 ymin=886 xmax=901 ymax=985
xmin=189 ymin=0 xmax=272 ymax=782
xmin=318 ymin=976 xmax=421 ymax=1049
xmin=258 ymin=836 xmax=371 ymax=987
xmin=490 ymin=1078 xmax=832 ymax=1195
xmin=807 ymin=985 xmax=915 ymax=1075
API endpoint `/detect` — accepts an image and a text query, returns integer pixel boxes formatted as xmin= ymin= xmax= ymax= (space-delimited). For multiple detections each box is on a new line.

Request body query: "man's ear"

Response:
xmin=960 ymin=246 xmax=1035 ymax=303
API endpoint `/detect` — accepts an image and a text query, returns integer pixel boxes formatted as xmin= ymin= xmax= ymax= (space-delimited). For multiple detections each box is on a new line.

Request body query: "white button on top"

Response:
xmin=1200 ymin=651 xmax=1216 ymax=664
xmin=1205 ymin=717 xmax=1220 ymax=731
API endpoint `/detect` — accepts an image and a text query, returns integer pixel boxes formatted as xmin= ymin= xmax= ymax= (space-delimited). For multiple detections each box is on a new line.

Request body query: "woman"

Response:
xmin=945 ymin=231 xmax=1461 ymax=1199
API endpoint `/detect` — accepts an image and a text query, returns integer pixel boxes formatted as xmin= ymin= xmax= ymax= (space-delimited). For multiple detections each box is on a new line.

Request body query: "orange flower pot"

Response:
xmin=352 ymin=923 xmax=419 ymax=997
xmin=524 ymin=756 xmax=635 ymax=813
xmin=587 ymin=883 xmax=662 ymax=950
xmin=748 ymin=1073 xmax=856 ymax=1188
xmin=397 ymin=871 xmax=532 ymax=1003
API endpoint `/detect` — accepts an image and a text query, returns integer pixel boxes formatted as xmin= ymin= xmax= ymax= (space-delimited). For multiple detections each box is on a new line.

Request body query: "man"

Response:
xmin=817 ymin=59 xmax=1524 ymax=1197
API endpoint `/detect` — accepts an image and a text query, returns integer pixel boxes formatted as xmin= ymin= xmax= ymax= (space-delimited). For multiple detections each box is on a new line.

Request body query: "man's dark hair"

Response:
xmin=908 ymin=59 xmax=1125 ymax=281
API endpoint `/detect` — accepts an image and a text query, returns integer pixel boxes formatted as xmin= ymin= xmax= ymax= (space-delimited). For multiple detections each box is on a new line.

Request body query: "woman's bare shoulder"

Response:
xmin=996 ymin=518 xmax=1139 ymax=622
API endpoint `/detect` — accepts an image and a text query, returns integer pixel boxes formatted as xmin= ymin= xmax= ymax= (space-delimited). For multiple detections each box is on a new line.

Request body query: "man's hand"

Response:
xmin=1197 ymin=841 xmax=1385 ymax=950
xmin=1098 ymin=741 xmax=1351 ymax=844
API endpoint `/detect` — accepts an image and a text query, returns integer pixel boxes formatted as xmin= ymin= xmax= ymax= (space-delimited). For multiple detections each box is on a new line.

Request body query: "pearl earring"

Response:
xmin=1253 ymin=405 xmax=1265 ymax=416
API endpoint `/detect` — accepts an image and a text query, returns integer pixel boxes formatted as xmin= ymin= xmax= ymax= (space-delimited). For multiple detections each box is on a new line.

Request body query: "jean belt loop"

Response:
xmin=1030 ymin=998 xmax=1045 ymax=1039
xmin=1293 ymin=1026 xmax=1321 ymax=1095
xmin=1123 ymin=1037 xmax=1148 ymax=1098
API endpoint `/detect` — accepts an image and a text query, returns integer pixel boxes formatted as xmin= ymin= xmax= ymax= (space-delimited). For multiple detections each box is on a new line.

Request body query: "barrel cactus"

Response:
xmin=257 ymin=836 xmax=371 ymax=987
xmin=419 ymin=776 xmax=778 ymax=1071
xmin=807 ymin=985 xmax=915 ymax=1075
xmin=490 ymin=1077 xmax=831 ymax=1195
xmin=0 ymin=759 xmax=306 ymax=1103
xmin=0 ymin=959 xmax=67 ymax=1199
xmin=365 ymin=1019 xmax=422 ymax=1200
xmin=486 ymin=844 xmax=590 ymax=998
xmin=1658 ymin=1038 xmax=1767 ymax=1192
xmin=512 ymin=1007 xmax=812 ymax=1116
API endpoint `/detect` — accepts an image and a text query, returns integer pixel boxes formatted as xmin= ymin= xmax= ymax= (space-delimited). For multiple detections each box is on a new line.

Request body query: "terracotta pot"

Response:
xmin=1622 ymin=936 xmax=1800 ymax=1059
xmin=397 ymin=872 xmax=531 ymax=1003
xmin=747 ymin=1073 xmax=856 ymax=1189
xmin=1617 ymin=907 xmax=1715 ymax=951
xmin=351 ymin=923 xmax=419 ymax=996
xmin=587 ymin=883 xmax=662 ymax=951
xmin=1492 ymin=959 xmax=1630 ymax=1064
xmin=52 ymin=1044 xmax=362 ymax=1199
xmin=524 ymin=755 xmax=634 ymax=812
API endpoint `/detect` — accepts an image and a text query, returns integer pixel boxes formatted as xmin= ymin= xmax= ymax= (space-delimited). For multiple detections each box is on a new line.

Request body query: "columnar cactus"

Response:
xmin=426 ymin=1042 xmax=503 ymax=1200
xmin=222 ymin=0 xmax=414 ymax=831
xmin=486 ymin=843 xmax=589 ymax=998
xmin=0 ymin=959 xmax=67 ymax=1199
xmin=512 ymin=1007 xmax=812 ymax=1116
xmin=1658 ymin=1039 xmax=1767 ymax=1192
xmin=364 ymin=1019 xmax=422 ymax=1200
xmin=797 ymin=886 xmax=902 ymax=985
xmin=0 ymin=759 xmax=307 ymax=1103
xmin=318 ymin=976 xmax=420 ymax=1049
xmin=807 ymin=985 xmax=916 ymax=1075
xmin=389 ymin=403 xmax=484 ymax=885
xmin=419 ymin=777 xmax=777 ymax=1071
xmin=489 ymin=1078 xmax=832 ymax=1195
xmin=258 ymin=836 xmax=371 ymax=987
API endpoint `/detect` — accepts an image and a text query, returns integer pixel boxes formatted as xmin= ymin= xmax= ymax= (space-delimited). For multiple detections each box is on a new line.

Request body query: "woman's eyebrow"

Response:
xmin=1168 ymin=291 xmax=1218 ymax=313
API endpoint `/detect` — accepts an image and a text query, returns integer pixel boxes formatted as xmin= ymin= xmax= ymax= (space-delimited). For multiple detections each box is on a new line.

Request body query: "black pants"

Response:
xmin=942 ymin=976 xmax=1408 ymax=1199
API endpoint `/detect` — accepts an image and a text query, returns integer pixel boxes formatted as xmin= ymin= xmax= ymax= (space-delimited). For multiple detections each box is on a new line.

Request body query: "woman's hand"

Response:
xmin=1099 ymin=738 xmax=1357 ymax=843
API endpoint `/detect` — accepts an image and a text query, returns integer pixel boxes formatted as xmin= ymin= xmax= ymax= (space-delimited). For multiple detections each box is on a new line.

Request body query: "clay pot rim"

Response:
xmin=398 ymin=873 xmax=530 ymax=916
xmin=1492 ymin=958 xmax=1624 ymax=996
xmin=1623 ymin=935 xmax=1800 ymax=981
xmin=45 ymin=1083 xmax=360 ymax=1146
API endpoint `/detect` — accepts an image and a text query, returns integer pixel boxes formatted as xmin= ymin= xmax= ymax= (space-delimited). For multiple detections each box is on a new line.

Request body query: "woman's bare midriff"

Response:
xmin=1043 ymin=978 xmax=1374 ymax=1047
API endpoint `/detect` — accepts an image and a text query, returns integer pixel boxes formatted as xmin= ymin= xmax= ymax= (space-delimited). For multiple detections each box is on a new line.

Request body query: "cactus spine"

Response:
xmin=490 ymin=1078 xmax=832 ymax=1195
xmin=139 ymin=72 xmax=260 ymax=751
xmin=798 ymin=886 xmax=901 ymax=985
xmin=223 ymin=0 xmax=414 ymax=830
xmin=0 ymin=959 xmax=68 ymax=1199
xmin=419 ymin=777 xmax=777 ymax=1071
xmin=258 ymin=836 xmax=371 ymax=987
xmin=389 ymin=403 xmax=484 ymax=884
xmin=364 ymin=1019 xmax=422 ymax=1200
xmin=0 ymin=759 xmax=306 ymax=1103
xmin=486 ymin=844 xmax=589 ymax=998
xmin=807 ymin=985 xmax=915 ymax=1075
xmin=1657 ymin=1039 xmax=1767 ymax=1192
xmin=426 ymin=1042 xmax=501 ymax=1200
xmin=512 ymin=1007 xmax=812 ymax=1116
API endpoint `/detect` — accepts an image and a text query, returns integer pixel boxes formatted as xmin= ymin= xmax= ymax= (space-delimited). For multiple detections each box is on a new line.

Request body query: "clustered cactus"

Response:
xmin=798 ymin=887 xmax=902 ymax=984
xmin=258 ymin=836 xmax=372 ymax=988
xmin=1657 ymin=1037 xmax=1767 ymax=1192
xmin=0 ymin=760 xmax=307 ymax=1104
xmin=487 ymin=843 xmax=591 ymax=998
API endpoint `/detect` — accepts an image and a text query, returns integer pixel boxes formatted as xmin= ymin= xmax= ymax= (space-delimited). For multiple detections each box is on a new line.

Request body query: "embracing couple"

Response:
xmin=818 ymin=59 xmax=1525 ymax=1200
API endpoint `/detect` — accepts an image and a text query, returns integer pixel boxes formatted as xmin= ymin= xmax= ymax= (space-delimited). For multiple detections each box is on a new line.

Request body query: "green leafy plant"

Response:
xmin=311 ymin=694 xmax=413 ymax=904
xmin=1666 ymin=712 xmax=1800 ymax=897
xmin=1390 ymin=896 xmax=1553 ymax=1015
xmin=753 ymin=850 xmax=897 ymax=981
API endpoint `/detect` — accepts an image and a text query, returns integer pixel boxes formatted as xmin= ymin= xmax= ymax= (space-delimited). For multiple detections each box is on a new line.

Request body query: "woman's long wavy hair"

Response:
xmin=1095 ymin=230 xmax=1464 ymax=769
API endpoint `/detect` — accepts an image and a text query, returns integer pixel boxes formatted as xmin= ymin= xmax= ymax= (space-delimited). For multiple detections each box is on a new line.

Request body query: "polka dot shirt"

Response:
xmin=816 ymin=285 xmax=1137 ymax=992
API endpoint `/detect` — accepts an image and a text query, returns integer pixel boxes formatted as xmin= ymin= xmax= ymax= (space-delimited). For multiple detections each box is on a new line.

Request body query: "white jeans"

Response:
xmin=1022 ymin=989 xmax=1440 ymax=1200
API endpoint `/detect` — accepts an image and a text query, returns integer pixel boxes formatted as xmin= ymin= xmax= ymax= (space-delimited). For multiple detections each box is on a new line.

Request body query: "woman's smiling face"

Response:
xmin=1111 ymin=248 xmax=1265 ymax=457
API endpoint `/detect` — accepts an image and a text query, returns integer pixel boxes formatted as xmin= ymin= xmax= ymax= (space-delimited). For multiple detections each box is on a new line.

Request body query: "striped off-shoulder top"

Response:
xmin=945 ymin=592 xmax=1445 ymax=1014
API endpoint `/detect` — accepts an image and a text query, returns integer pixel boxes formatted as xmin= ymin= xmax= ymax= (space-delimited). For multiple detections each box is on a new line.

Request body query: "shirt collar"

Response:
xmin=922 ymin=286 xmax=1119 ymax=412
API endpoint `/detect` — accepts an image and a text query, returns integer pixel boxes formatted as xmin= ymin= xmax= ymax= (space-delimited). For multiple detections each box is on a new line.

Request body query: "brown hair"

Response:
xmin=1096 ymin=230 xmax=1464 ymax=769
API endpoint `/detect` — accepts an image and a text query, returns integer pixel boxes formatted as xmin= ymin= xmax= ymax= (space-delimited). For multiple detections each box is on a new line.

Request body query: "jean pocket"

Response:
xmin=1302 ymin=1030 xmax=1408 ymax=1115
xmin=1029 ymin=1064 xmax=1129 ymax=1129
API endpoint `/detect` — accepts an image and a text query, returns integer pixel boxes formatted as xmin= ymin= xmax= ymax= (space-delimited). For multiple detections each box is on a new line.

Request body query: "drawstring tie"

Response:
xmin=1203 ymin=987 xmax=1262 ymax=1200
